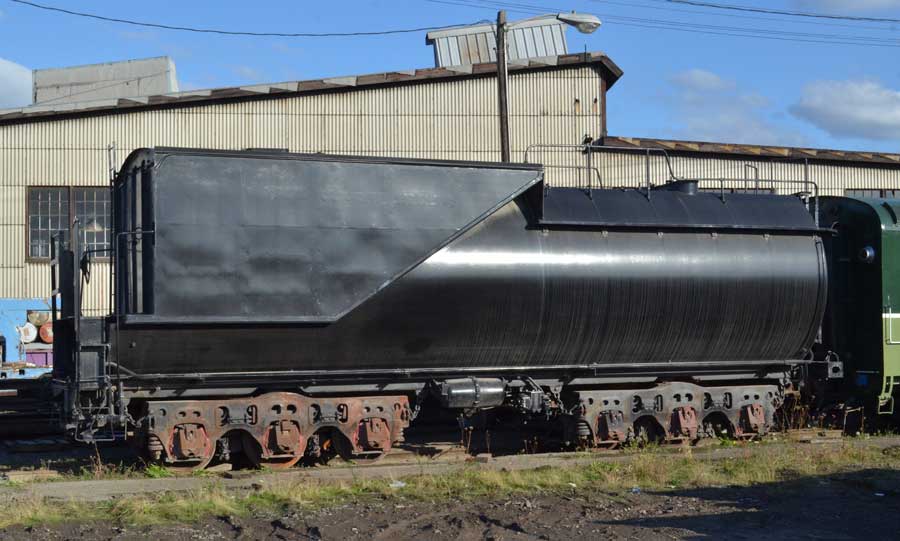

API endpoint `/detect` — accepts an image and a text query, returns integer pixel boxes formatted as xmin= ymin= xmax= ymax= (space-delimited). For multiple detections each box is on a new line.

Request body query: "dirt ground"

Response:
xmin=1 ymin=466 xmax=898 ymax=541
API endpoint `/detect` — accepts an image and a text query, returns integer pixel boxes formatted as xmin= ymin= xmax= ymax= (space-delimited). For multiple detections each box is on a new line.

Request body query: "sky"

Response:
xmin=1 ymin=0 xmax=900 ymax=152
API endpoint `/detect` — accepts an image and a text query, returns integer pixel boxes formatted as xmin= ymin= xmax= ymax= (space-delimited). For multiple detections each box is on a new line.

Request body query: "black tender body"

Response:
xmin=92 ymin=148 xmax=826 ymax=384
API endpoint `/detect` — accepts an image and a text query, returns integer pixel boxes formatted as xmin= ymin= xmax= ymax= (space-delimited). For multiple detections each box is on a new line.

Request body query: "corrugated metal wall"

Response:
xmin=0 ymin=65 xmax=604 ymax=314
xmin=534 ymin=149 xmax=900 ymax=197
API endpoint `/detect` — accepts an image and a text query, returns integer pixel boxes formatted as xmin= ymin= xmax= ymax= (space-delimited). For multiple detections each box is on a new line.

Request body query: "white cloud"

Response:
xmin=663 ymin=68 xmax=805 ymax=146
xmin=793 ymin=0 xmax=900 ymax=10
xmin=790 ymin=79 xmax=900 ymax=140
xmin=0 ymin=58 xmax=31 ymax=109
xmin=670 ymin=68 xmax=735 ymax=93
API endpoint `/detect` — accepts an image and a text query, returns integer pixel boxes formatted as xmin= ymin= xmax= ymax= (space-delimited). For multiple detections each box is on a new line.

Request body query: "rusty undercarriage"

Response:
xmin=129 ymin=379 xmax=783 ymax=471
xmin=572 ymin=382 xmax=781 ymax=446
xmin=137 ymin=393 xmax=412 ymax=470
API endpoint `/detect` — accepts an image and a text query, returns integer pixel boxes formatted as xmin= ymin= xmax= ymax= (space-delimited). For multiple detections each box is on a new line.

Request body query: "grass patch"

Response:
xmin=70 ymin=460 xmax=142 ymax=482
xmin=1 ymin=442 xmax=898 ymax=529
xmin=143 ymin=464 xmax=173 ymax=479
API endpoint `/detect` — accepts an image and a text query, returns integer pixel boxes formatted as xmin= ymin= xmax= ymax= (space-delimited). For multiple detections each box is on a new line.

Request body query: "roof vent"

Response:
xmin=425 ymin=15 xmax=569 ymax=67
xmin=32 ymin=56 xmax=178 ymax=106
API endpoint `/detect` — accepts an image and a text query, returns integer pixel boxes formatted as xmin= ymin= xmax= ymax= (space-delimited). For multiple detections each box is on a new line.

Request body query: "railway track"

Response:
xmin=0 ymin=414 xmax=844 ymax=478
xmin=0 ymin=429 xmax=874 ymax=505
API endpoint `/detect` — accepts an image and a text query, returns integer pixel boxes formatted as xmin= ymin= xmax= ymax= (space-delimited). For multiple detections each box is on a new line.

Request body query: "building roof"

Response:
xmin=0 ymin=52 xmax=622 ymax=126
xmin=426 ymin=15 xmax=568 ymax=67
xmin=599 ymin=136 xmax=900 ymax=166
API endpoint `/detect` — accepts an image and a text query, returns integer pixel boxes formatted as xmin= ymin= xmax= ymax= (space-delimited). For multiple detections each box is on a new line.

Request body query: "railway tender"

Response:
xmin=50 ymin=147 xmax=834 ymax=469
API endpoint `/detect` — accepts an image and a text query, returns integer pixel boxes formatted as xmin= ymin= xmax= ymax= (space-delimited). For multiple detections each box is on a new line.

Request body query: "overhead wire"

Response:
xmin=588 ymin=0 xmax=900 ymax=31
xmin=599 ymin=13 xmax=900 ymax=45
xmin=7 ymin=0 xmax=477 ymax=37
xmin=427 ymin=0 xmax=900 ymax=48
xmin=12 ymin=0 xmax=900 ymax=50
xmin=658 ymin=0 xmax=900 ymax=24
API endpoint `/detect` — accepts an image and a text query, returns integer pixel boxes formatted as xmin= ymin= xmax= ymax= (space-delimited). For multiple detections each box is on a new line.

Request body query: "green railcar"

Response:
xmin=819 ymin=197 xmax=900 ymax=415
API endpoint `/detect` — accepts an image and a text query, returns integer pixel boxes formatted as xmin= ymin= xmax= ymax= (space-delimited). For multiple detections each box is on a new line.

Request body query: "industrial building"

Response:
xmin=0 ymin=16 xmax=899 ymax=360
xmin=587 ymin=136 xmax=900 ymax=197
xmin=0 ymin=49 xmax=621 ymax=347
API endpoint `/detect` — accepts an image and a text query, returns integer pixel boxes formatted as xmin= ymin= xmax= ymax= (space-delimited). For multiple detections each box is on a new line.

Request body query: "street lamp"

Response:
xmin=556 ymin=12 xmax=603 ymax=34
xmin=496 ymin=11 xmax=602 ymax=162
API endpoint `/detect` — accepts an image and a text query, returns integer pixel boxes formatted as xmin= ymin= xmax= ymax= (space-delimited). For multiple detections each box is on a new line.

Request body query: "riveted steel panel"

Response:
xmin=541 ymin=187 xmax=819 ymax=231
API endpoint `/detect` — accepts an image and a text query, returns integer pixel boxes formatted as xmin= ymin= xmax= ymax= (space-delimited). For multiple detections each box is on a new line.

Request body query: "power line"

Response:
xmin=660 ymin=0 xmax=900 ymax=24
xmin=8 ymin=0 xmax=470 ymax=37
xmin=590 ymin=0 xmax=900 ymax=31
xmin=430 ymin=0 xmax=900 ymax=48
xmin=600 ymin=12 xmax=900 ymax=45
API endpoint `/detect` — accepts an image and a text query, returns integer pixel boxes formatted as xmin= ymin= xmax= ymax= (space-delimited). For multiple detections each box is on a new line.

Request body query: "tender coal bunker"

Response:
xmin=148 ymin=153 xmax=542 ymax=323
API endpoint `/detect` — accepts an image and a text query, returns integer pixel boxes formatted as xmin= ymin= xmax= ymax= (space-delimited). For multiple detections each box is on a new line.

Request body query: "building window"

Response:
xmin=27 ymin=187 xmax=111 ymax=259
xmin=75 ymin=188 xmax=111 ymax=255
xmin=845 ymin=189 xmax=900 ymax=199
xmin=28 ymin=188 xmax=69 ymax=259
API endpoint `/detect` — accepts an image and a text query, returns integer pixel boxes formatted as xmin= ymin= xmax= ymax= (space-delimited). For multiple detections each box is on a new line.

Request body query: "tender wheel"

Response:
xmin=139 ymin=444 xmax=215 ymax=473
xmin=165 ymin=451 xmax=215 ymax=472
xmin=334 ymin=434 xmax=387 ymax=464
xmin=160 ymin=424 xmax=216 ymax=472
xmin=240 ymin=431 xmax=304 ymax=470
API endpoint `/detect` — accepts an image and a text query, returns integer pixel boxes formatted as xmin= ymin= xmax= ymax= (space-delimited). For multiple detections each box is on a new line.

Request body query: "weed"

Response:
xmin=718 ymin=436 xmax=738 ymax=448
xmin=144 ymin=464 xmax=174 ymax=479
xmin=88 ymin=444 xmax=105 ymax=479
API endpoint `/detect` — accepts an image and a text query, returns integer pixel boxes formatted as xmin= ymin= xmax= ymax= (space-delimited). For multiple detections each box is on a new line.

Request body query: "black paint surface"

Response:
xmin=111 ymin=148 xmax=827 ymax=379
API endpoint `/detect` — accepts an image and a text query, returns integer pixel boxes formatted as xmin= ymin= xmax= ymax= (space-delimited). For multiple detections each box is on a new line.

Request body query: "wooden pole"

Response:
xmin=496 ymin=10 xmax=510 ymax=163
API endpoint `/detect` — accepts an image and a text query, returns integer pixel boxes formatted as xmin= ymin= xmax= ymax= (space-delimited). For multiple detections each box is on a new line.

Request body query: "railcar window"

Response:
xmin=27 ymin=187 xmax=110 ymax=260
xmin=845 ymin=189 xmax=900 ymax=199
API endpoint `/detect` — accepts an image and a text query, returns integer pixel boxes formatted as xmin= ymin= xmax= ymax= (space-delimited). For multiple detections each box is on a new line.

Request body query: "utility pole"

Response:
xmin=494 ymin=11 xmax=601 ymax=163
xmin=496 ymin=10 xmax=510 ymax=163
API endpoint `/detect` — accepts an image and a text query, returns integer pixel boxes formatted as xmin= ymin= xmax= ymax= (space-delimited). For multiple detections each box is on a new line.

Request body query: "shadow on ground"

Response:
xmin=0 ymin=439 xmax=140 ymax=477
xmin=590 ymin=467 xmax=900 ymax=540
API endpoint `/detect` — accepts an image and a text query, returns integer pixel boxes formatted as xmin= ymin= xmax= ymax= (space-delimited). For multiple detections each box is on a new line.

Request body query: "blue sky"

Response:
xmin=1 ymin=0 xmax=900 ymax=152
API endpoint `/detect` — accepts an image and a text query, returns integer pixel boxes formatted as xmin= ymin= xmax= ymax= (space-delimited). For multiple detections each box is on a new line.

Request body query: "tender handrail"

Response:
xmin=688 ymin=177 xmax=820 ymax=228
xmin=540 ymin=164 xmax=605 ymax=188
xmin=524 ymin=143 xmax=681 ymax=199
